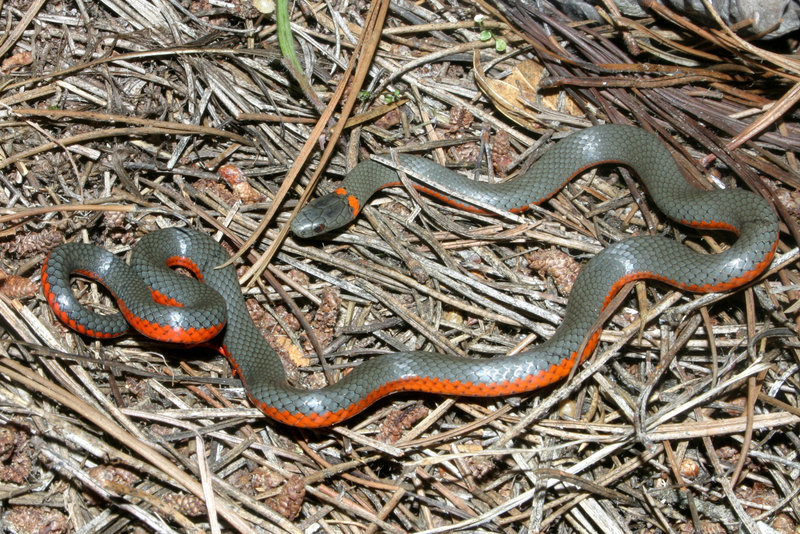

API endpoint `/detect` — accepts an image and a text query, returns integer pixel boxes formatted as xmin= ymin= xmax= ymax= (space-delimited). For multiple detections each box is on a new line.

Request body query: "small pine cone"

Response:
xmin=0 ymin=270 xmax=38 ymax=299
xmin=2 ymin=229 xmax=63 ymax=258
xmin=491 ymin=130 xmax=514 ymax=177
xmin=527 ymin=248 xmax=580 ymax=294
xmin=163 ymin=492 xmax=207 ymax=517
xmin=3 ymin=506 xmax=67 ymax=534
xmin=103 ymin=211 xmax=127 ymax=229
xmin=250 ymin=466 xmax=284 ymax=493
xmin=379 ymin=403 xmax=429 ymax=443
xmin=87 ymin=465 xmax=141 ymax=488
xmin=85 ymin=465 xmax=140 ymax=503
xmin=267 ymin=475 xmax=305 ymax=520
xmin=448 ymin=106 xmax=474 ymax=134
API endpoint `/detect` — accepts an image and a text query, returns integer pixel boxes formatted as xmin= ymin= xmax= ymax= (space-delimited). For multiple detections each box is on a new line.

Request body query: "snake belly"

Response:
xmin=42 ymin=125 xmax=778 ymax=428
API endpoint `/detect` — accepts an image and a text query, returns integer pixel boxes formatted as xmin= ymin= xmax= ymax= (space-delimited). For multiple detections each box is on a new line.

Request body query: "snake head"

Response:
xmin=291 ymin=193 xmax=357 ymax=238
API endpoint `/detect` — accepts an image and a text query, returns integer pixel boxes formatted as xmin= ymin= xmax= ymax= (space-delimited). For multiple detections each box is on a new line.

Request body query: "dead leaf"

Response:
xmin=272 ymin=335 xmax=310 ymax=367
xmin=1 ymin=51 xmax=32 ymax=73
xmin=474 ymin=53 xmax=582 ymax=130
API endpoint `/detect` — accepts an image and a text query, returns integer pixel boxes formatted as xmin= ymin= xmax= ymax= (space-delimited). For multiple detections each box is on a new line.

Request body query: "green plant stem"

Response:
xmin=276 ymin=0 xmax=305 ymax=78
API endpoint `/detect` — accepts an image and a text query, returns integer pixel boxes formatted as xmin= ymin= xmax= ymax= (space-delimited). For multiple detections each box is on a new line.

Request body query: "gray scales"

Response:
xmin=43 ymin=125 xmax=778 ymax=427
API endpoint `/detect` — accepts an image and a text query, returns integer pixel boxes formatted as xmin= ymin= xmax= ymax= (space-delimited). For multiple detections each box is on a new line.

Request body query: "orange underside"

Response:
xmin=41 ymin=255 xmax=224 ymax=343
xmin=220 ymin=232 xmax=777 ymax=428
xmin=245 ymin=356 xmax=584 ymax=428
xmin=165 ymin=256 xmax=204 ymax=280
xmin=119 ymin=299 xmax=223 ymax=344
xmin=222 ymin=337 xmax=596 ymax=428
xmin=41 ymin=262 xmax=122 ymax=339
xmin=42 ymin=200 xmax=780 ymax=428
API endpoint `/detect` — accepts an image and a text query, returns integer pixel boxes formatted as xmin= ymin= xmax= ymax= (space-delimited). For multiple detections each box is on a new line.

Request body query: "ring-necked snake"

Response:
xmin=42 ymin=125 xmax=779 ymax=428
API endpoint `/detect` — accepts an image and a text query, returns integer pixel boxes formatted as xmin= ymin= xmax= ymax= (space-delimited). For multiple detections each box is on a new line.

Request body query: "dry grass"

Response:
xmin=1 ymin=0 xmax=799 ymax=532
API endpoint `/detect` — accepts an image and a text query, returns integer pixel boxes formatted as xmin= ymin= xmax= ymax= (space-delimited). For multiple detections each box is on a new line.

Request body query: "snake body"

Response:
xmin=42 ymin=125 xmax=778 ymax=427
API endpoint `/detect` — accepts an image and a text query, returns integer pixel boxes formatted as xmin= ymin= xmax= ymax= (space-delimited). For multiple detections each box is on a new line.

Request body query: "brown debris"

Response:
xmin=87 ymin=465 xmax=140 ymax=488
xmin=457 ymin=443 xmax=496 ymax=478
xmin=448 ymin=105 xmax=474 ymax=134
xmin=195 ymin=178 xmax=239 ymax=206
xmin=0 ymin=424 xmax=33 ymax=484
xmin=218 ymin=164 xmax=266 ymax=204
xmin=474 ymin=58 xmax=583 ymax=131
xmin=1 ymin=50 xmax=32 ymax=73
xmin=527 ymin=247 xmax=581 ymax=294
xmin=491 ymin=129 xmax=514 ymax=177
xmin=1 ymin=229 xmax=63 ymax=258
xmin=0 ymin=270 xmax=37 ymax=299
xmin=266 ymin=474 xmax=305 ymax=520
xmin=242 ymin=466 xmax=285 ymax=494
xmin=771 ymin=513 xmax=796 ymax=533
xmin=85 ymin=465 xmax=140 ymax=506
xmin=679 ymin=457 xmax=700 ymax=479
xmin=378 ymin=403 xmax=429 ymax=443
xmin=102 ymin=210 xmax=127 ymax=230
xmin=307 ymin=287 xmax=340 ymax=350
xmin=2 ymin=506 xmax=68 ymax=534
xmin=235 ymin=467 xmax=305 ymax=519
xmin=162 ymin=492 xmax=207 ymax=517
xmin=373 ymin=107 xmax=404 ymax=129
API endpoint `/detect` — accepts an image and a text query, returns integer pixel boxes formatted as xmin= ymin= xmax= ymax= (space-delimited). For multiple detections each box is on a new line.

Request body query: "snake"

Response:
xmin=42 ymin=124 xmax=779 ymax=428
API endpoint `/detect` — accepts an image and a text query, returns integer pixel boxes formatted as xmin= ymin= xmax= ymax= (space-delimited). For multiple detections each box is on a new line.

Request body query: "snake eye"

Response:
xmin=314 ymin=224 xmax=325 ymax=234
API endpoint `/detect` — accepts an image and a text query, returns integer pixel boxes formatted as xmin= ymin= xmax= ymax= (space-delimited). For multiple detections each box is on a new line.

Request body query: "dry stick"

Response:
xmin=758 ymin=392 xmax=800 ymax=417
xmin=35 ymin=448 xmax=184 ymax=533
xmin=237 ymin=112 xmax=317 ymax=123
xmin=255 ymin=275 xmax=332 ymax=381
xmin=701 ymin=432 xmax=761 ymax=533
xmin=701 ymin=81 xmax=800 ymax=166
xmin=299 ymin=445 xmax=404 ymax=492
xmin=2 ymin=47 xmax=289 ymax=93
xmin=538 ymin=401 xmax=800 ymax=525
xmin=11 ymin=108 xmax=252 ymax=146
xmin=601 ymin=13 xmax=724 ymax=61
xmin=0 ymin=358 xmax=291 ymax=534
xmin=700 ymin=306 xmax=719 ymax=386
xmin=492 ymin=290 xmax=685 ymax=449
xmin=543 ymin=73 xmax=731 ymax=89
xmin=357 ymin=279 xmax=466 ymax=357
xmin=380 ymin=19 xmax=508 ymax=36
xmin=642 ymin=0 xmax=800 ymax=80
xmin=102 ymin=481 xmax=198 ymax=531
xmin=534 ymin=468 xmax=634 ymax=505
xmin=0 ymin=127 xmax=249 ymax=171
xmin=232 ymin=0 xmax=392 ymax=283
xmin=365 ymin=488 xmax=406 ymax=534
xmin=531 ymin=380 xmax=788 ymax=526
xmin=0 ymin=202 xmax=135 ymax=226
xmin=398 ymin=404 xmax=515 ymax=449
xmin=343 ymin=98 xmax=409 ymax=128
xmin=538 ymin=446 xmax=665 ymax=530
xmin=729 ymin=288 xmax=760 ymax=488
xmin=307 ymin=485 xmax=405 ymax=534
xmin=0 ymin=0 xmax=46 ymax=58
xmin=0 ymin=84 xmax=57 ymax=107
xmin=697 ymin=0 xmax=800 ymax=76
xmin=634 ymin=313 xmax=703 ymax=443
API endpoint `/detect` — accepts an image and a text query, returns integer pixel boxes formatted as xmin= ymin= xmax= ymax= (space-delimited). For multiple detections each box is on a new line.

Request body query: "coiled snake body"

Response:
xmin=43 ymin=125 xmax=778 ymax=427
